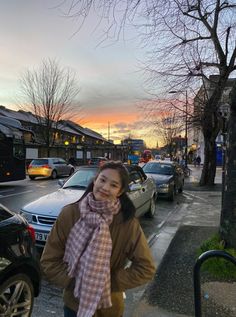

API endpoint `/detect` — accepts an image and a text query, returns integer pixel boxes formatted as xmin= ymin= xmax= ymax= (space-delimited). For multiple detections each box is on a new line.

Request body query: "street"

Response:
xmin=0 ymin=167 xmax=222 ymax=316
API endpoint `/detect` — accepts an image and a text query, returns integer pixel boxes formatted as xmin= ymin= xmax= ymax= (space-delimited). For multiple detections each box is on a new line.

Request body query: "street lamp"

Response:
xmin=169 ymin=90 xmax=188 ymax=168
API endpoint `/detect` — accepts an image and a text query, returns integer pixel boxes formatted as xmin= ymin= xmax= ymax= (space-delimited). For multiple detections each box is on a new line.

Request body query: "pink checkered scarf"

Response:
xmin=63 ymin=192 xmax=121 ymax=317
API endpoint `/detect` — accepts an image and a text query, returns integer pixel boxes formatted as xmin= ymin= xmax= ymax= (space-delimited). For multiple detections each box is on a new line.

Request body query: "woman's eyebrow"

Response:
xmin=100 ymin=175 xmax=120 ymax=185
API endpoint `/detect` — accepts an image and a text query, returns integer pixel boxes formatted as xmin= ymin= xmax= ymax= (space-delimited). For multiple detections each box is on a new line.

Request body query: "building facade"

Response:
xmin=0 ymin=106 xmax=127 ymax=165
xmin=191 ymin=76 xmax=235 ymax=165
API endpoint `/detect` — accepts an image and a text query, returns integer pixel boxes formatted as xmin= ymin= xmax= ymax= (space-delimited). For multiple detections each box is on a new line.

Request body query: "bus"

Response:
xmin=0 ymin=115 xmax=33 ymax=182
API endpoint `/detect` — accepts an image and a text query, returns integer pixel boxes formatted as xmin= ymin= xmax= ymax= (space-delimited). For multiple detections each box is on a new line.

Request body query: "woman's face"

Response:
xmin=93 ymin=168 xmax=123 ymax=201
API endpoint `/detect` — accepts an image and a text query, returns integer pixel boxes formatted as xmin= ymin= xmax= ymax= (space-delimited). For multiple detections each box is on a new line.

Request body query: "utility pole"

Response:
xmin=107 ymin=121 xmax=110 ymax=159
xmin=184 ymin=90 xmax=188 ymax=168
xmin=108 ymin=121 xmax=110 ymax=141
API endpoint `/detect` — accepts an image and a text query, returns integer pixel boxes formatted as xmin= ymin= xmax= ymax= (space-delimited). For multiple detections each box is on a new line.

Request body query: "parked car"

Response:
xmin=20 ymin=164 xmax=157 ymax=248
xmin=88 ymin=157 xmax=108 ymax=166
xmin=142 ymin=160 xmax=184 ymax=201
xmin=28 ymin=157 xmax=75 ymax=180
xmin=0 ymin=203 xmax=41 ymax=316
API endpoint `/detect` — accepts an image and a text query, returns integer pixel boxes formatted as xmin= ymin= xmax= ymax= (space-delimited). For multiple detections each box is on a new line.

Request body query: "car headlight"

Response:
xmin=20 ymin=210 xmax=33 ymax=222
xmin=158 ymin=183 xmax=169 ymax=188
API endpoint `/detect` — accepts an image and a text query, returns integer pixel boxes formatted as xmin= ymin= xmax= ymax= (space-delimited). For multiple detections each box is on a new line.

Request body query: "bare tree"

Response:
xmin=19 ymin=58 xmax=81 ymax=156
xmin=140 ymin=99 xmax=183 ymax=156
xmin=55 ymin=0 xmax=236 ymax=186
xmin=141 ymin=1 xmax=236 ymax=186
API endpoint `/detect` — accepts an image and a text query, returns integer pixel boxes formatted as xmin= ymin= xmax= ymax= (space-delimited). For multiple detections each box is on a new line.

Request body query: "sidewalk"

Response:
xmin=125 ymin=165 xmax=236 ymax=317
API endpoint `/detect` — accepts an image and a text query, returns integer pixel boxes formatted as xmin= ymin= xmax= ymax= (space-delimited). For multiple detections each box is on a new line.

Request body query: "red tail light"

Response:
xmin=41 ymin=165 xmax=51 ymax=169
xmin=27 ymin=225 xmax=36 ymax=242
xmin=28 ymin=164 xmax=32 ymax=169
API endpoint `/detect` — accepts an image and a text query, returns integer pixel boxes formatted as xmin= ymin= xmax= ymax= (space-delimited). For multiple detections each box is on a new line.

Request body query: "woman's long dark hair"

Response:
xmin=78 ymin=161 xmax=136 ymax=222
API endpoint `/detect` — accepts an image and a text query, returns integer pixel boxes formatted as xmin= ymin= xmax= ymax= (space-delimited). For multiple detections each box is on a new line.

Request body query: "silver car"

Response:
xmin=28 ymin=157 xmax=75 ymax=180
xmin=21 ymin=165 xmax=157 ymax=247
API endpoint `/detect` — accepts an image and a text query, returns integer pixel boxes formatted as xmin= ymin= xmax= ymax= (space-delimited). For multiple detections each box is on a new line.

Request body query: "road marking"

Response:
xmin=184 ymin=190 xmax=212 ymax=202
xmin=157 ymin=220 xmax=165 ymax=229
xmin=0 ymin=190 xmax=33 ymax=198
xmin=148 ymin=233 xmax=160 ymax=247
xmin=0 ymin=189 xmax=14 ymax=193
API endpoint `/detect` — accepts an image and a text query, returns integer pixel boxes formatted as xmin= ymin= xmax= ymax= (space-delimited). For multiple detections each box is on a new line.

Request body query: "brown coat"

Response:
xmin=40 ymin=202 xmax=156 ymax=317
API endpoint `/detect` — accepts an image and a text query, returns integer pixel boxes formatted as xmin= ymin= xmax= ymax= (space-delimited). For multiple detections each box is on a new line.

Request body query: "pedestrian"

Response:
xmin=196 ymin=156 xmax=201 ymax=166
xmin=40 ymin=161 xmax=156 ymax=317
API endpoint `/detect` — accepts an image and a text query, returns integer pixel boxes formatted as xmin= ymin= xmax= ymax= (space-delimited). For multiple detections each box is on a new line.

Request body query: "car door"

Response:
xmin=128 ymin=168 xmax=152 ymax=217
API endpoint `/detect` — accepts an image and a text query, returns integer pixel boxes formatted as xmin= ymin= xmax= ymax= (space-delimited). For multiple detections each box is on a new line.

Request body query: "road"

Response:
xmin=0 ymin=176 xmax=195 ymax=317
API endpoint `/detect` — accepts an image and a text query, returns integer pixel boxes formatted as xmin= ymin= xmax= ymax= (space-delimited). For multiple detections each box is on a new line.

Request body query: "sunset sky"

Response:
xmin=0 ymin=0 xmax=161 ymax=148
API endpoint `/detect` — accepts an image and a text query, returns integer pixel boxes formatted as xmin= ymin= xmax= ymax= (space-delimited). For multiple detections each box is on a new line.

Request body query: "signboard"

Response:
xmin=128 ymin=154 xmax=140 ymax=164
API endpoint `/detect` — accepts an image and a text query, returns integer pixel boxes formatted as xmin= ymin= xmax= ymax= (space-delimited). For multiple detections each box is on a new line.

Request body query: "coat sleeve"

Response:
xmin=111 ymin=218 xmax=156 ymax=291
xmin=40 ymin=205 xmax=77 ymax=289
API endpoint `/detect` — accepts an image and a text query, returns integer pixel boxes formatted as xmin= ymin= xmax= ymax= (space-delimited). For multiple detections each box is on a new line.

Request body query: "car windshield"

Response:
xmin=90 ymin=159 xmax=100 ymax=163
xmin=143 ymin=163 xmax=174 ymax=175
xmin=63 ymin=168 xmax=97 ymax=189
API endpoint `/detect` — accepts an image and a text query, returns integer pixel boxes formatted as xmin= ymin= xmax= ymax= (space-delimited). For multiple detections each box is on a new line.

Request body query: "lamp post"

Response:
xmin=169 ymin=90 xmax=188 ymax=168
xmin=64 ymin=140 xmax=69 ymax=161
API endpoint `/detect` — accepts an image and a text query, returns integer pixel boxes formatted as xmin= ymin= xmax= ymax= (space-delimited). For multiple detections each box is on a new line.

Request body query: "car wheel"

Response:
xmin=0 ymin=273 xmax=34 ymax=317
xmin=145 ymin=196 xmax=156 ymax=218
xmin=29 ymin=176 xmax=35 ymax=180
xmin=69 ymin=168 xmax=74 ymax=176
xmin=51 ymin=170 xmax=57 ymax=179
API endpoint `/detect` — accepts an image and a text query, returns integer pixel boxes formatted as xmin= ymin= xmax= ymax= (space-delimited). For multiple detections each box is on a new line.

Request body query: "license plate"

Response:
xmin=35 ymin=232 xmax=48 ymax=241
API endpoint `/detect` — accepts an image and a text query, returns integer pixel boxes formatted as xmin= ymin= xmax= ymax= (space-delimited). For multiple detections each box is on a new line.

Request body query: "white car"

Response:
xmin=21 ymin=165 xmax=157 ymax=247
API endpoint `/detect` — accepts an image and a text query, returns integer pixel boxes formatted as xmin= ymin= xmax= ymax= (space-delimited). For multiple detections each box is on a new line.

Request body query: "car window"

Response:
xmin=129 ymin=171 xmax=142 ymax=185
xmin=63 ymin=169 xmax=97 ymax=188
xmin=143 ymin=163 xmax=174 ymax=175
xmin=31 ymin=159 xmax=48 ymax=165
xmin=59 ymin=158 xmax=66 ymax=164
xmin=52 ymin=159 xmax=59 ymax=164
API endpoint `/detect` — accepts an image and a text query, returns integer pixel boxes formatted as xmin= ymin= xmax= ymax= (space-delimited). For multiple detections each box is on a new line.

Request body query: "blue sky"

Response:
xmin=0 ymin=0 xmax=159 ymax=146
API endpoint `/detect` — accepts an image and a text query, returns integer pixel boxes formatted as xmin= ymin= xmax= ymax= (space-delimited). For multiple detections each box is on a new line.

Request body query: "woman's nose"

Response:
xmin=102 ymin=182 xmax=110 ymax=191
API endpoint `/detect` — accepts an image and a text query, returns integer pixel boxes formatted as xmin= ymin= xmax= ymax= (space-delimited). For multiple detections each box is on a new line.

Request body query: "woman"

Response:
xmin=40 ymin=161 xmax=156 ymax=317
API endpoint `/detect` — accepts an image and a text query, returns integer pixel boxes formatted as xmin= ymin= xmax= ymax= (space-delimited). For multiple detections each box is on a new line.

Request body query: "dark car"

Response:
xmin=142 ymin=160 xmax=184 ymax=201
xmin=0 ymin=203 xmax=41 ymax=316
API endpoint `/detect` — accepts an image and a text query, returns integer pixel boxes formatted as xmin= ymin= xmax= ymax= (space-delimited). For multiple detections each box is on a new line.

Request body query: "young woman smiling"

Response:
xmin=41 ymin=161 xmax=156 ymax=317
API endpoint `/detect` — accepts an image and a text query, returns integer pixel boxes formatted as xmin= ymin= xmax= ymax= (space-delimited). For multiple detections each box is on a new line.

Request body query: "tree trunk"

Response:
xmin=199 ymin=136 xmax=217 ymax=186
xmin=47 ymin=147 xmax=50 ymax=157
xmin=220 ymin=107 xmax=236 ymax=248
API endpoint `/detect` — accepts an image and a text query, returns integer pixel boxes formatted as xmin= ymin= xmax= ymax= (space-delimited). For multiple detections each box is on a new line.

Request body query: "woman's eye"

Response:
xmin=111 ymin=184 xmax=118 ymax=188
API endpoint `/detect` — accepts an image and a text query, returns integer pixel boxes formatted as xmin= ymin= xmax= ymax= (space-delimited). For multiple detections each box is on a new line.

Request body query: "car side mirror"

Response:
xmin=129 ymin=183 xmax=142 ymax=191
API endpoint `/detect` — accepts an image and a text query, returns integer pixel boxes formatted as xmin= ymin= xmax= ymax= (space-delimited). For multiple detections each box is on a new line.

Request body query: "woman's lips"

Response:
xmin=98 ymin=191 xmax=109 ymax=198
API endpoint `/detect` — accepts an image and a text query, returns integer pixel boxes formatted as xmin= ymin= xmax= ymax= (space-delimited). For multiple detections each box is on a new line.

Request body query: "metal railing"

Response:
xmin=193 ymin=250 xmax=236 ymax=317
